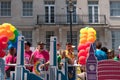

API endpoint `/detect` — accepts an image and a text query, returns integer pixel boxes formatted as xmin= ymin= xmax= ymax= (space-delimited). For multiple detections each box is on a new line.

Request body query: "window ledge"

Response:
xmin=110 ymin=16 xmax=120 ymax=18
xmin=0 ymin=16 xmax=12 ymax=18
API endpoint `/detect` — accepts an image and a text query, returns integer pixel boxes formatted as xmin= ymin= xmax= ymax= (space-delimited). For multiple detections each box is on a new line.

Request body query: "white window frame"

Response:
xmin=22 ymin=1 xmax=33 ymax=17
xmin=45 ymin=4 xmax=55 ymax=23
xmin=88 ymin=2 xmax=99 ymax=23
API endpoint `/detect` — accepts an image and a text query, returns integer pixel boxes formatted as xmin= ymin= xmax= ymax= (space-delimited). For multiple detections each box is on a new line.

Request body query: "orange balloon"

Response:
xmin=4 ymin=25 xmax=11 ymax=30
xmin=80 ymin=38 xmax=87 ymax=44
xmin=87 ymin=36 xmax=95 ymax=43
xmin=80 ymin=34 xmax=88 ymax=38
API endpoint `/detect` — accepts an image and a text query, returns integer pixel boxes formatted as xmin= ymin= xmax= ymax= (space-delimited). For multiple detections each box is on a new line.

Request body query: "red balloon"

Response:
xmin=85 ymin=42 xmax=91 ymax=48
xmin=0 ymin=35 xmax=9 ymax=42
xmin=1 ymin=42 xmax=8 ymax=49
xmin=0 ymin=50 xmax=6 ymax=58
xmin=78 ymin=49 xmax=87 ymax=58
xmin=78 ymin=44 xmax=87 ymax=51
xmin=79 ymin=56 xmax=86 ymax=65
xmin=86 ymin=47 xmax=90 ymax=53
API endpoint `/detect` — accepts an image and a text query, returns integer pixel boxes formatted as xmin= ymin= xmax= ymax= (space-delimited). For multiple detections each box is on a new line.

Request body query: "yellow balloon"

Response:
xmin=80 ymin=34 xmax=88 ymax=39
xmin=9 ymin=34 xmax=15 ymax=40
xmin=10 ymin=25 xmax=16 ymax=32
xmin=88 ymin=27 xmax=96 ymax=35
xmin=80 ymin=28 xmax=88 ymax=34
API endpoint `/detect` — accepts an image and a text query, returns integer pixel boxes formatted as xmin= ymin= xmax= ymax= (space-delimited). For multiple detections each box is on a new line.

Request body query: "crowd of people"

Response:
xmin=4 ymin=40 xmax=120 ymax=80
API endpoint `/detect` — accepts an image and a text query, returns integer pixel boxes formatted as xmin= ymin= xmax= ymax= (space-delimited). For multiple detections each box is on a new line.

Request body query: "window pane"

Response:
xmin=46 ymin=31 xmax=54 ymax=50
xmin=22 ymin=31 xmax=32 ymax=44
xmin=23 ymin=1 xmax=33 ymax=16
xmin=110 ymin=1 xmax=120 ymax=16
xmin=67 ymin=31 xmax=77 ymax=50
xmin=112 ymin=31 xmax=120 ymax=51
xmin=1 ymin=1 xmax=11 ymax=16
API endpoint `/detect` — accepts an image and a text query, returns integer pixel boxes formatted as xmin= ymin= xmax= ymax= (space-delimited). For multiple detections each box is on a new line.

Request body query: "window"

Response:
xmin=88 ymin=1 xmax=98 ymax=23
xmin=44 ymin=1 xmax=55 ymax=23
xmin=46 ymin=31 xmax=54 ymax=50
xmin=22 ymin=31 xmax=32 ymax=43
xmin=112 ymin=31 xmax=120 ymax=51
xmin=67 ymin=31 xmax=77 ymax=50
xmin=23 ymin=1 xmax=33 ymax=16
xmin=66 ymin=1 xmax=77 ymax=23
xmin=0 ymin=1 xmax=11 ymax=16
xmin=110 ymin=1 xmax=120 ymax=16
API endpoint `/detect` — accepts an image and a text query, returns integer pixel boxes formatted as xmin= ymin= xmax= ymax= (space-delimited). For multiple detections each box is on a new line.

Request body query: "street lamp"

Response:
xmin=68 ymin=0 xmax=74 ymax=43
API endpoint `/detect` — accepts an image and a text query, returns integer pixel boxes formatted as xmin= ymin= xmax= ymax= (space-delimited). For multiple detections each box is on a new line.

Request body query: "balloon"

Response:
xmin=87 ymin=36 xmax=95 ymax=43
xmin=8 ymin=44 xmax=14 ymax=50
xmin=9 ymin=34 xmax=15 ymax=40
xmin=78 ymin=44 xmax=86 ymax=51
xmin=80 ymin=28 xmax=88 ymax=34
xmin=85 ymin=42 xmax=91 ymax=48
xmin=78 ymin=49 xmax=87 ymax=58
xmin=80 ymin=38 xmax=87 ymax=44
xmin=14 ymin=30 xmax=19 ymax=37
xmin=0 ymin=50 xmax=6 ymax=58
xmin=79 ymin=56 xmax=86 ymax=65
xmin=0 ymin=35 xmax=9 ymax=42
xmin=86 ymin=47 xmax=90 ymax=53
xmin=80 ymin=34 xmax=87 ymax=38
xmin=10 ymin=25 xmax=16 ymax=32
xmin=88 ymin=27 xmax=96 ymax=34
xmin=1 ymin=42 xmax=8 ymax=49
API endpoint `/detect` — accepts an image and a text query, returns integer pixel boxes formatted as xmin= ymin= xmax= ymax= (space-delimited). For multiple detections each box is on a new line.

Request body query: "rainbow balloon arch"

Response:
xmin=0 ymin=23 xmax=19 ymax=58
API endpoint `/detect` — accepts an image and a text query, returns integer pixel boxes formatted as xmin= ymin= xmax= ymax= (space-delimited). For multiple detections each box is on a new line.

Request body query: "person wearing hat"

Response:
xmin=107 ymin=49 xmax=115 ymax=59
xmin=64 ymin=42 xmax=75 ymax=80
xmin=5 ymin=45 xmax=16 ymax=78
xmin=30 ymin=41 xmax=49 ymax=74
xmin=24 ymin=41 xmax=33 ymax=72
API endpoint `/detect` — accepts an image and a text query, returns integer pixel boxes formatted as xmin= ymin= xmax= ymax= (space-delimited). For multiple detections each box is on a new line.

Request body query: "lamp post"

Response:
xmin=68 ymin=0 xmax=74 ymax=43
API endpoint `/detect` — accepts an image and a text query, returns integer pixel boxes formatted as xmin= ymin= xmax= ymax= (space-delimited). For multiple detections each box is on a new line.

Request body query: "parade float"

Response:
xmin=0 ymin=25 xmax=120 ymax=80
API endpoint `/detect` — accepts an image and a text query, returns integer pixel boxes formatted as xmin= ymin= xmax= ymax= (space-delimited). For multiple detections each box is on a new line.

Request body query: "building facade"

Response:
xmin=0 ymin=0 xmax=120 ymax=52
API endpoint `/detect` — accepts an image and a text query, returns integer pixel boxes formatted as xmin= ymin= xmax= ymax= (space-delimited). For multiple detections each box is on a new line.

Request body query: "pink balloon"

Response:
xmin=79 ymin=56 xmax=86 ymax=65
xmin=78 ymin=49 xmax=87 ymax=58
xmin=78 ymin=44 xmax=87 ymax=51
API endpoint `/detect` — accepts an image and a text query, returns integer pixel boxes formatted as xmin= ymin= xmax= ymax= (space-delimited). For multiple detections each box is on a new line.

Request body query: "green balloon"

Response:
xmin=57 ymin=55 xmax=61 ymax=64
xmin=14 ymin=30 xmax=19 ymax=37
xmin=10 ymin=38 xmax=16 ymax=43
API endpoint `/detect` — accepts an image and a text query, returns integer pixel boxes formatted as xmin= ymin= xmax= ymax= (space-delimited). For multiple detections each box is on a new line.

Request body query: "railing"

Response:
xmin=37 ymin=15 xmax=107 ymax=25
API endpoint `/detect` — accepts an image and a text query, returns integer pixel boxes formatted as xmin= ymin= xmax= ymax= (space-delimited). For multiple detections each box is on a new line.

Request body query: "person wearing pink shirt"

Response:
xmin=30 ymin=41 xmax=49 ymax=74
xmin=5 ymin=46 xmax=16 ymax=78
xmin=24 ymin=41 xmax=32 ymax=72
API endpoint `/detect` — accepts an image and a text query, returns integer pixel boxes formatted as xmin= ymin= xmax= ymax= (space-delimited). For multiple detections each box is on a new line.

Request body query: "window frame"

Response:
xmin=110 ymin=1 xmax=120 ymax=17
xmin=22 ymin=1 xmax=33 ymax=17
xmin=0 ymin=1 xmax=11 ymax=17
